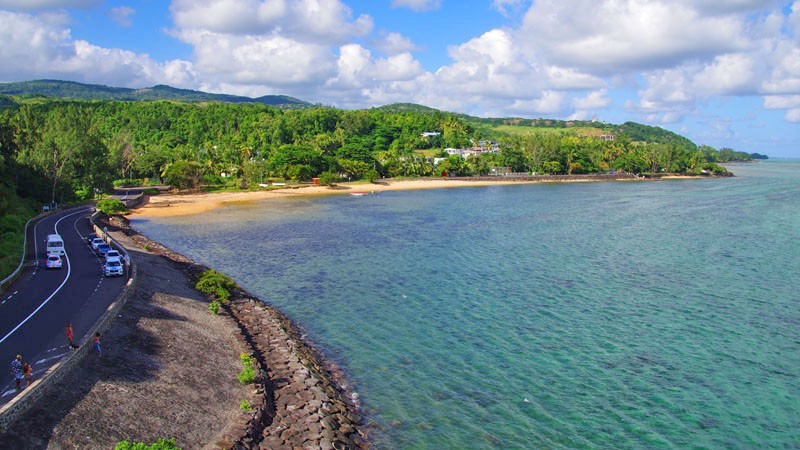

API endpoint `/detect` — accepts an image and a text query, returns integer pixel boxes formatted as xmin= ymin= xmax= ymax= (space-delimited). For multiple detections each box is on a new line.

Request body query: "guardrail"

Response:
xmin=0 ymin=210 xmax=138 ymax=433
xmin=0 ymin=208 xmax=55 ymax=292
xmin=0 ymin=217 xmax=33 ymax=292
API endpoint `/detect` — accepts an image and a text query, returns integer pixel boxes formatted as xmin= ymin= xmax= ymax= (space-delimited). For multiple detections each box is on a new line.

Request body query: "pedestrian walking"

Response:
xmin=93 ymin=332 xmax=102 ymax=357
xmin=22 ymin=361 xmax=32 ymax=387
xmin=66 ymin=323 xmax=78 ymax=349
xmin=10 ymin=355 xmax=24 ymax=390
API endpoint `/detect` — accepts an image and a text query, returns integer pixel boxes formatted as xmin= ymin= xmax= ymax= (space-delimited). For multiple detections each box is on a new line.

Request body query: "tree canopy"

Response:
xmin=0 ymin=97 xmax=752 ymax=206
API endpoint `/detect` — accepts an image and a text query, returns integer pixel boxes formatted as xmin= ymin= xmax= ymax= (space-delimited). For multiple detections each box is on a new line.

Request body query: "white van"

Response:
xmin=46 ymin=234 xmax=65 ymax=256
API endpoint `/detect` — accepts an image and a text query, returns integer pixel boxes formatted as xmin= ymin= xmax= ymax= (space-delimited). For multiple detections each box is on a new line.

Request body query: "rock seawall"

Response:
xmin=121 ymin=223 xmax=368 ymax=449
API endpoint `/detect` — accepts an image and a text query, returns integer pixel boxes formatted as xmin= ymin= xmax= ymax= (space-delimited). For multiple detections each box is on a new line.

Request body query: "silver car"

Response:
xmin=46 ymin=254 xmax=63 ymax=269
xmin=90 ymin=237 xmax=105 ymax=250
xmin=105 ymin=249 xmax=122 ymax=262
xmin=103 ymin=259 xmax=124 ymax=277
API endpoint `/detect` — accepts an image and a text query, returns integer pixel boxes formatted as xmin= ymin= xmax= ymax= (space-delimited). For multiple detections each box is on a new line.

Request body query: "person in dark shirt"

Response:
xmin=10 ymin=355 xmax=23 ymax=390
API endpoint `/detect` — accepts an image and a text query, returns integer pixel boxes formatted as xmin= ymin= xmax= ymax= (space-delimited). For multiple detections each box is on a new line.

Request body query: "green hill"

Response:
xmin=0 ymin=79 xmax=311 ymax=108
xmin=374 ymin=103 xmax=442 ymax=114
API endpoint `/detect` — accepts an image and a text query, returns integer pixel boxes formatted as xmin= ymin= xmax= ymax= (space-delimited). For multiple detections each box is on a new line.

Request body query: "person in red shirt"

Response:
xmin=22 ymin=361 xmax=32 ymax=387
xmin=66 ymin=323 xmax=77 ymax=349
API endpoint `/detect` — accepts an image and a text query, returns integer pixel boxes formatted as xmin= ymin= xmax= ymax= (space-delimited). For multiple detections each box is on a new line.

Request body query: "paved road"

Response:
xmin=0 ymin=206 xmax=128 ymax=405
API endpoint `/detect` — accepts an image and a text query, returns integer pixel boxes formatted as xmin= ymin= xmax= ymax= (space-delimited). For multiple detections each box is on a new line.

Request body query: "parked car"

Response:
xmin=45 ymin=254 xmax=63 ymax=269
xmin=104 ymin=249 xmax=122 ymax=262
xmin=103 ymin=259 xmax=124 ymax=277
xmin=96 ymin=243 xmax=111 ymax=257
xmin=86 ymin=233 xmax=99 ymax=244
xmin=90 ymin=237 xmax=105 ymax=250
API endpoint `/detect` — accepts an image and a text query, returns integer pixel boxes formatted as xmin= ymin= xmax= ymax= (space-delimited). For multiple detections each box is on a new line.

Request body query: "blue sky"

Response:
xmin=0 ymin=0 xmax=798 ymax=157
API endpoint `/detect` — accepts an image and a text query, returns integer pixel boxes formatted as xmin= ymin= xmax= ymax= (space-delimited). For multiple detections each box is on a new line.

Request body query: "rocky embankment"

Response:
xmin=120 ymin=222 xmax=369 ymax=449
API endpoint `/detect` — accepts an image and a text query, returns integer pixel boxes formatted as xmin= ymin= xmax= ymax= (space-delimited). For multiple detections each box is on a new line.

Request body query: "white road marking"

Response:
xmin=0 ymin=208 xmax=90 ymax=345
xmin=36 ymin=351 xmax=70 ymax=365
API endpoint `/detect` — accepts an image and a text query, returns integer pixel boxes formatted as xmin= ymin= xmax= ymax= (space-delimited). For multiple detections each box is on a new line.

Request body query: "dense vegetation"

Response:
xmin=0 ymin=98 xmax=744 ymax=196
xmin=0 ymin=113 xmax=43 ymax=279
xmin=0 ymin=84 xmax=764 ymax=281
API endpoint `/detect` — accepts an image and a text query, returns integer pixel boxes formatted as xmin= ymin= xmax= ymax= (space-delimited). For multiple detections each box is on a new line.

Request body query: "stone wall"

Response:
xmin=222 ymin=297 xmax=368 ymax=449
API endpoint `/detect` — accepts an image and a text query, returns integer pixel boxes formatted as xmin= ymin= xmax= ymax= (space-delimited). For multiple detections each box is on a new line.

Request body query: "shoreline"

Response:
xmin=130 ymin=174 xmax=706 ymax=218
xmin=117 ymin=221 xmax=369 ymax=448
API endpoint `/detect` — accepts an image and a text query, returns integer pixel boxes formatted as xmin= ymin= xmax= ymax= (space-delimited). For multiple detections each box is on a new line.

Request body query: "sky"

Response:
xmin=0 ymin=1 xmax=798 ymax=157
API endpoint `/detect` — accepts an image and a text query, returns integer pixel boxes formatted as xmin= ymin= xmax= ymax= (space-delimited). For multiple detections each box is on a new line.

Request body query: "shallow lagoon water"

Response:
xmin=132 ymin=161 xmax=800 ymax=449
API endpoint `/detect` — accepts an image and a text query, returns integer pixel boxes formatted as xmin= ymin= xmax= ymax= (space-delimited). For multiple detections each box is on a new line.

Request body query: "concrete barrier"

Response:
xmin=0 ymin=212 xmax=46 ymax=292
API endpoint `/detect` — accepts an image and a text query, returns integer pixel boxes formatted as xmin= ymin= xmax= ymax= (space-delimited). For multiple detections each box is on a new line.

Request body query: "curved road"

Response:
xmin=0 ymin=206 xmax=128 ymax=405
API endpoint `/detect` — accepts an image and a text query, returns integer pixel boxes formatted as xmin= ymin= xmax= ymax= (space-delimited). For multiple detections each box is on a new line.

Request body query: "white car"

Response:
xmin=46 ymin=254 xmax=63 ymax=269
xmin=103 ymin=259 xmax=124 ymax=277
xmin=104 ymin=249 xmax=122 ymax=262
xmin=90 ymin=237 xmax=105 ymax=250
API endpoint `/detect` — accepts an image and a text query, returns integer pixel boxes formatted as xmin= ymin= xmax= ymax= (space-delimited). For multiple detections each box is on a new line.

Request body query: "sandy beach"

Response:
xmin=128 ymin=173 xmax=712 ymax=218
xmin=129 ymin=178 xmax=547 ymax=217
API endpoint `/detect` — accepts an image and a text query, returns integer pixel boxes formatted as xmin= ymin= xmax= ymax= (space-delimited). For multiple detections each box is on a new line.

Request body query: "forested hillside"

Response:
xmin=0 ymin=97 xmax=750 ymax=200
xmin=0 ymin=80 xmax=310 ymax=108
xmin=0 ymin=92 xmax=759 ymax=278
xmin=0 ymin=114 xmax=42 ymax=277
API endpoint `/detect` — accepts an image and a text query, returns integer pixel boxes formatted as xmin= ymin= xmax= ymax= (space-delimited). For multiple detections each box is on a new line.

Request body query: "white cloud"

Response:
xmin=170 ymin=0 xmax=372 ymax=44
xmin=624 ymin=68 xmax=698 ymax=124
xmin=786 ymin=108 xmax=800 ymax=122
xmin=763 ymin=95 xmax=800 ymax=109
xmin=327 ymin=44 xmax=422 ymax=89
xmin=761 ymin=44 xmax=800 ymax=94
xmin=109 ymin=6 xmax=134 ymax=28
xmin=373 ymin=31 xmax=417 ymax=55
xmin=491 ymin=0 xmax=526 ymax=17
xmin=518 ymin=0 xmax=798 ymax=125
xmin=0 ymin=0 xmax=98 ymax=10
xmin=572 ymin=89 xmax=609 ymax=110
xmin=0 ymin=10 xmax=195 ymax=87
xmin=189 ymin=31 xmax=335 ymax=86
xmin=519 ymin=0 xmax=750 ymax=73
xmin=0 ymin=0 xmax=798 ymax=136
xmin=508 ymin=91 xmax=565 ymax=115
xmin=693 ymin=54 xmax=758 ymax=95
xmin=790 ymin=1 xmax=800 ymax=36
xmin=390 ymin=0 xmax=440 ymax=12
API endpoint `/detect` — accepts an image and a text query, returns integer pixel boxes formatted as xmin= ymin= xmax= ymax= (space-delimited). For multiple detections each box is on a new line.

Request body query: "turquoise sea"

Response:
xmin=132 ymin=160 xmax=800 ymax=449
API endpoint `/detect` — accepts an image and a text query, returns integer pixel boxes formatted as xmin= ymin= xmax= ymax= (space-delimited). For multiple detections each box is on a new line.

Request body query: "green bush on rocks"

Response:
xmin=195 ymin=269 xmax=236 ymax=304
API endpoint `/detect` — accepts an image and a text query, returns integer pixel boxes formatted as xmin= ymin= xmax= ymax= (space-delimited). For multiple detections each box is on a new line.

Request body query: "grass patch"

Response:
xmin=238 ymin=353 xmax=256 ymax=384
xmin=114 ymin=438 xmax=181 ymax=450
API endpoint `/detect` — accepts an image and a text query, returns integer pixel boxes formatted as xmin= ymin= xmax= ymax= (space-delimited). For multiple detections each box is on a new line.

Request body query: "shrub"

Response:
xmin=318 ymin=171 xmax=339 ymax=186
xmin=208 ymin=300 xmax=220 ymax=315
xmin=143 ymin=188 xmax=160 ymax=195
xmin=113 ymin=179 xmax=140 ymax=188
xmin=114 ymin=438 xmax=180 ymax=450
xmin=365 ymin=169 xmax=380 ymax=183
xmin=238 ymin=352 xmax=256 ymax=384
xmin=214 ymin=286 xmax=231 ymax=303
xmin=195 ymin=269 xmax=237 ymax=304
xmin=238 ymin=365 xmax=256 ymax=384
xmin=96 ymin=198 xmax=129 ymax=215
xmin=240 ymin=399 xmax=253 ymax=411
